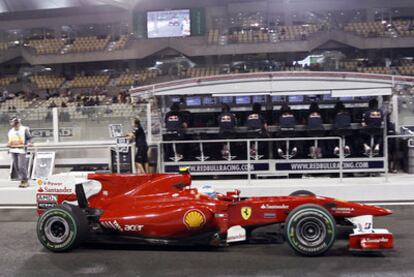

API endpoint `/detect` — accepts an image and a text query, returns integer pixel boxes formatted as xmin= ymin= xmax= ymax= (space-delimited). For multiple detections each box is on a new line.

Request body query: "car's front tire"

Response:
xmin=37 ymin=205 xmax=88 ymax=252
xmin=284 ymin=204 xmax=336 ymax=256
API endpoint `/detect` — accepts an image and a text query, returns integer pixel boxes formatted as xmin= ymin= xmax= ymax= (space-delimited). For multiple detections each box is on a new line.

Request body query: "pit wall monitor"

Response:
xmin=288 ymin=95 xmax=304 ymax=103
xmin=186 ymin=96 xmax=202 ymax=106
xmin=339 ymin=96 xmax=354 ymax=101
xmin=253 ymin=95 xmax=266 ymax=103
xmin=235 ymin=96 xmax=251 ymax=105
xmin=203 ymin=96 xmax=216 ymax=105
xmin=322 ymin=95 xmax=335 ymax=101
xmin=219 ymin=96 xmax=233 ymax=104
xmin=272 ymin=96 xmax=285 ymax=102
xmin=168 ymin=96 xmax=181 ymax=105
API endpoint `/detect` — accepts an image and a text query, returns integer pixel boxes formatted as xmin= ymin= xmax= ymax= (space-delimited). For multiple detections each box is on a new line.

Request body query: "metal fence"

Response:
xmin=157 ymin=136 xmax=388 ymax=183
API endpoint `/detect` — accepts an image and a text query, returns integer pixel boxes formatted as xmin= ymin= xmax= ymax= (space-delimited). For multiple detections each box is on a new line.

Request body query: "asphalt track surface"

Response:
xmin=0 ymin=206 xmax=413 ymax=277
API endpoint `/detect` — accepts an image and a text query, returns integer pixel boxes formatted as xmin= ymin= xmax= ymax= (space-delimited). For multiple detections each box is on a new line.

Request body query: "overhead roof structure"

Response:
xmin=0 ymin=0 xmax=141 ymax=13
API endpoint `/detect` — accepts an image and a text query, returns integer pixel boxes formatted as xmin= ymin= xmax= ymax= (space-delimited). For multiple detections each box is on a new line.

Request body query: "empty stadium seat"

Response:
xmin=69 ymin=36 xmax=110 ymax=53
xmin=67 ymin=75 xmax=110 ymax=88
xmin=30 ymin=75 xmax=65 ymax=89
xmin=0 ymin=76 xmax=17 ymax=86
xmin=344 ymin=21 xmax=387 ymax=37
xmin=116 ymin=70 xmax=159 ymax=86
xmin=107 ymin=35 xmax=130 ymax=51
xmin=27 ymin=38 xmax=65 ymax=55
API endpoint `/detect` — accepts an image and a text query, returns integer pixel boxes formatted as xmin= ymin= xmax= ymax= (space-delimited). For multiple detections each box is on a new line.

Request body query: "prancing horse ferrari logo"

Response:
xmin=241 ymin=207 xmax=252 ymax=220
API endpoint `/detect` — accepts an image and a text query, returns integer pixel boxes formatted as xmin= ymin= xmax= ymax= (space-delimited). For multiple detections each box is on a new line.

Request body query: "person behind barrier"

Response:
xmin=333 ymin=101 xmax=351 ymax=156
xmin=165 ymin=102 xmax=186 ymax=133
xmin=218 ymin=103 xmax=236 ymax=136
xmin=246 ymin=103 xmax=268 ymax=134
xmin=307 ymin=102 xmax=323 ymax=129
xmin=246 ymin=103 xmax=268 ymax=157
xmin=164 ymin=102 xmax=186 ymax=159
xmin=307 ymin=102 xmax=324 ymax=158
xmin=218 ymin=103 xmax=236 ymax=157
xmin=7 ymin=116 xmax=32 ymax=188
xmin=277 ymin=103 xmax=297 ymax=157
xmin=127 ymin=117 xmax=148 ymax=174
xmin=361 ymin=98 xmax=384 ymax=155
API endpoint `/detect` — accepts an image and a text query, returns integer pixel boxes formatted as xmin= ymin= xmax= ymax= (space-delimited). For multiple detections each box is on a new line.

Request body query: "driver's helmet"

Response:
xmin=199 ymin=185 xmax=217 ymax=198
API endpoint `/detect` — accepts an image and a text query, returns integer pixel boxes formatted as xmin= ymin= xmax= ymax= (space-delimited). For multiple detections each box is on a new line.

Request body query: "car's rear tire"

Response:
xmin=284 ymin=204 xmax=336 ymax=256
xmin=289 ymin=190 xmax=316 ymax=197
xmin=37 ymin=205 xmax=88 ymax=252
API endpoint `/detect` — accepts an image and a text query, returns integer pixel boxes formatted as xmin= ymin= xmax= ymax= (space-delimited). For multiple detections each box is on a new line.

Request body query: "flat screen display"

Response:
xmin=358 ymin=96 xmax=373 ymax=100
xmin=235 ymin=96 xmax=251 ymax=105
xmin=272 ymin=96 xmax=284 ymax=102
xmin=288 ymin=96 xmax=304 ymax=103
xmin=147 ymin=9 xmax=191 ymax=38
xmin=322 ymin=95 xmax=335 ymax=101
xmin=170 ymin=96 xmax=180 ymax=103
xmin=307 ymin=95 xmax=319 ymax=102
xmin=203 ymin=96 xmax=216 ymax=105
xmin=253 ymin=95 xmax=265 ymax=103
xmin=219 ymin=96 xmax=233 ymax=104
xmin=186 ymin=96 xmax=201 ymax=106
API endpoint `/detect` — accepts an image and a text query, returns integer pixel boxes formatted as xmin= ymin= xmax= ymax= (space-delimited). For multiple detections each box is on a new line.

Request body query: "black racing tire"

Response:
xmin=289 ymin=190 xmax=316 ymax=197
xmin=284 ymin=204 xmax=336 ymax=256
xmin=37 ymin=205 xmax=88 ymax=252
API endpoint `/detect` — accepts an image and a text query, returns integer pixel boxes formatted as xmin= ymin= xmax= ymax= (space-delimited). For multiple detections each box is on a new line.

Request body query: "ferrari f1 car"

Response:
xmin=36 ymin=170 xmax=393 ymax=256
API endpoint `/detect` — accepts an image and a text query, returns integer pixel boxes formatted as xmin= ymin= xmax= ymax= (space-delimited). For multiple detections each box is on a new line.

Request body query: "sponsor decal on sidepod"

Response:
xmin=260 ymin=204 xmax=289 ymax=209
xmin=183 ymin=210 xmax=206 ymax=230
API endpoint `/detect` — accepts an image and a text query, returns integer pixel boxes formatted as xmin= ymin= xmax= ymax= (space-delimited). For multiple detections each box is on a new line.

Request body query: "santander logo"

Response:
xmin=361 ymin=237 xmax=389 ymax=247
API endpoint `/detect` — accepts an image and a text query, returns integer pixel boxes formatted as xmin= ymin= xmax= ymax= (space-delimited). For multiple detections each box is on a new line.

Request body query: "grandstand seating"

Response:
xmin=116 ymin=70 xmax=159 ymax=86
xmin=0 ymin=41 xmax=11 ymax=51
xmin=276 ymin=24 xmax=321 ymax=41
xmin=32 ymin=95 xmax=135 ymax=120
xmin=357 ymin=66 xmax=392 ymax=75
xmin=207 ymin=29 xmax=220 ymax=44
xmin=339 ymin=61 xmax=359 ymax=71
xmin=69 ymin=36 xmax=110 ymax=53
xmin=67 ymin=75 xmax=110 ymax=88
xmin=0 ymin=96 xmax=32 ymax=112
xmin=107 ymin=35 xmax=130 ymax=51
xmin=209 ymin=24 xmax=321 ymax=45
xmin=179 ymin=67 xmax=220 ymax=78
xmin=397 ymin=65 xmax=414 ymax=76
xmin=0 ymin=76 xmax=17 ymax=86
xmin=228 ymin=30 xmax=270 ymax=44
xmin=344 ymin=21 xmax=388 ymax=37
xmin=27 ymin=38 xmax=65 ymax=55
xmin=393 ymin=20 xmax=414 ymax=37
xmin=30 ymin=75 xmax=65 ymax=89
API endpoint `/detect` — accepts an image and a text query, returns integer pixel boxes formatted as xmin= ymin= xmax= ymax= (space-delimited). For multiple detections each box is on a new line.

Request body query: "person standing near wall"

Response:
xmin=7 ymin=116 xmax=32 ymax=188
xmin=127 ymin=117 xmax=149 ymax=174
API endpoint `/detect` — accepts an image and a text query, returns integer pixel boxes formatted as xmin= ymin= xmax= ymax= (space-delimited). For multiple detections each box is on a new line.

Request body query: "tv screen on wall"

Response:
xmin=147 ymin=9 xmax=191 ymax=38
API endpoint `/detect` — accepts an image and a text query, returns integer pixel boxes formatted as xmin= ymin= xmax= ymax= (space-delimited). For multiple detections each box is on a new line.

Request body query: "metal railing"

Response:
xmin=0 ymin=140 xmax=136 ymax=174
xmin=158 ymin=136 xmax=354 ymax=183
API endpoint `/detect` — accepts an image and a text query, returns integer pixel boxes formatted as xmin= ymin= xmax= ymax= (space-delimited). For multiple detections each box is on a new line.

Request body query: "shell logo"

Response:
xmin=37 ymin=179 xmax=43 ymax=186
xmin=183 ymin=209 xmax=206 ymax=230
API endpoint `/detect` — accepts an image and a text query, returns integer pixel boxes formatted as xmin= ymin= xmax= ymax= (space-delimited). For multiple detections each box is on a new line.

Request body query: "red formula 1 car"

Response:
xmin=36 ymin=170 xmax=393 ymax=256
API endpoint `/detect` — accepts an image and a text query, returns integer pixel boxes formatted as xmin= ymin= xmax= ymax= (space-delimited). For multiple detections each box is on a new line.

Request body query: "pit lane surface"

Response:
xmin=0 ymin=206 xmax=413 ymax=277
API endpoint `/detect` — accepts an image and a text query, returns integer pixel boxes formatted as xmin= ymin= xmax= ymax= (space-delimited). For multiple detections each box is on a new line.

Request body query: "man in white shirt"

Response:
xmin=7 ymin=117 xmax=32 ymax=188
